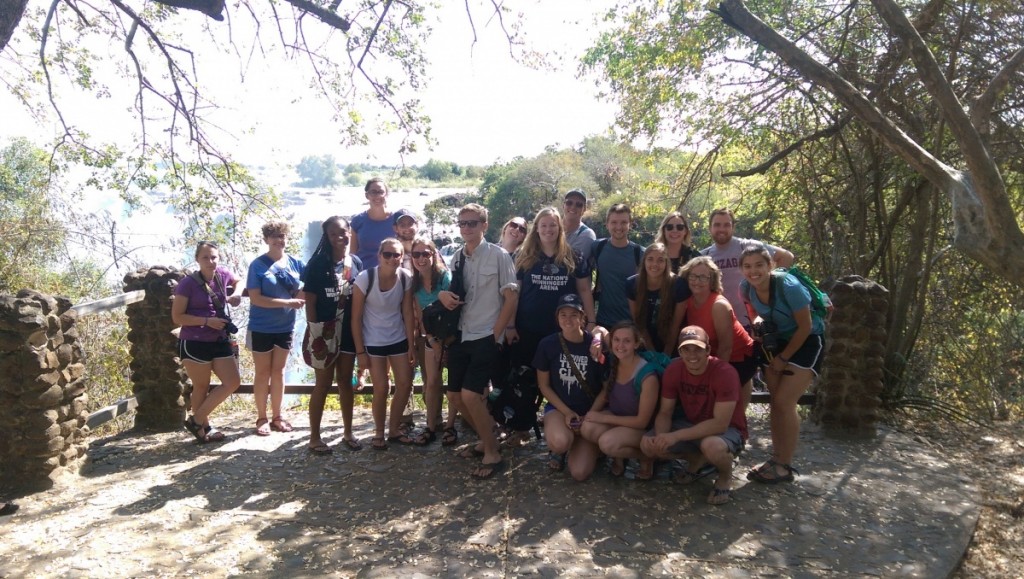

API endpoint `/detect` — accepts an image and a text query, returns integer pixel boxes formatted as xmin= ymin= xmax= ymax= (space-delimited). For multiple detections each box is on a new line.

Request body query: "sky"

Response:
xmin=0 ymin=1 xmax=622 ymax=169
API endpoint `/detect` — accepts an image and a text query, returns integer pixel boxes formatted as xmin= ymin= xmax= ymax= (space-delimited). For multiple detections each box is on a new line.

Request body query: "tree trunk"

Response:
xmin=0 ymin=0 xmax=28 ymax=53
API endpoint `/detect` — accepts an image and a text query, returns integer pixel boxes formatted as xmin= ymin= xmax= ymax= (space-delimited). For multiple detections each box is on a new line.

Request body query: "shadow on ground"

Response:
xmin=0 ymin=409 xmax=978 ymax=577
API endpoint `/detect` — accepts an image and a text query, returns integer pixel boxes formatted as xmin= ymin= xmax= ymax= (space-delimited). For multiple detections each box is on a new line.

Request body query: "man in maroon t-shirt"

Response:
xmin=641 ymin=325 xmax=747 ymax=505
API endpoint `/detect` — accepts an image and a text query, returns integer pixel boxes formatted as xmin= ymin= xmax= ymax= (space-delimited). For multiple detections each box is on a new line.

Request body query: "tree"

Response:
xmin=419 ymin=158 xmax=456 ymax=182
xmin=296 ymin=155 xmax=340 ymax=188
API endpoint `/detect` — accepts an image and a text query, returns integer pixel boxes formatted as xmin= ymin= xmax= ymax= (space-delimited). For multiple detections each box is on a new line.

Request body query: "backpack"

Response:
xmin=421 ymin=253 xmax=467 ymax=346
xmin=632 ymin=350 xmax=670 ymax=395
xmin=488 ymin=365 xmax=542 ymax=437
xmin=364 ymin=266 xmax=407 ymax=295
xmin=591 ymin=238 xmax=644 ymax=300
xmin=772 ymin=267 xmax=833 ymax=321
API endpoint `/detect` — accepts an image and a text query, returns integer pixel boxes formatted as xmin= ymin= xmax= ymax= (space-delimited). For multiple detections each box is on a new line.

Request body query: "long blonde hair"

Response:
xmin=514 ymin=207 xmax=576 ymax=274
xmin=655 ymin=211 xmax=693 ymax=247
xmin=634 ymin=243 xmax=676 ymax=348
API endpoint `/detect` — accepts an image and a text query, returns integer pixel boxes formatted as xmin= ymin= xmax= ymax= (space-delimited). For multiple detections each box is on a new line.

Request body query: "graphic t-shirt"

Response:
xmin=301 ymin=252 xmax=363 ymax=323
xmin=533 ymin=331 xmax=602 ymax=416
xmin=516 ymin=252 xmax=590 ymax=335
xmin=701 ymin=237 xmax=781 ymax=327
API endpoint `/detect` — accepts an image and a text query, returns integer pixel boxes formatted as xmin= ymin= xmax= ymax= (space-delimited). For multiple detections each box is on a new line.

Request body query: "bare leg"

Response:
xmin=566 ymin=435 xmax=601 ymax=481
xmin=387 ymin=352 xmax=414 ymax=437
xmin=308 ymin=362 xmax=335 ymax=447
xmin=335 ymin=353 xmax=357 ymax=440
xmin=461 ymin=389 xmax=501 ymax=465
xmin=369 ymin=356 xmax=391 ymax=439
xmin=269 ymin=346 xmax=289 ymax=420
xmin=423 ymin=344 xmax=443 ymax=432
xmin=596 ymin=426 xmax=646 ymax=460
xmin=252 ymin=350 xmax=272 ymax=422
xmin=182 ymin=359 xmax=213 ymax=419
xmin=195 ymin=356 xmax=240 ymax=424
xmin=543 ymin=410 xmax=575 ymax=455
xmin=767 ymin=366 xmax=814 ymax=474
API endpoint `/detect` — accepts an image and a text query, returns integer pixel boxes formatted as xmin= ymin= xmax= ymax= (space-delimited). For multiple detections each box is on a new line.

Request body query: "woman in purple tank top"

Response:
xmin=580 ymin=322 xmax=660 ymax=479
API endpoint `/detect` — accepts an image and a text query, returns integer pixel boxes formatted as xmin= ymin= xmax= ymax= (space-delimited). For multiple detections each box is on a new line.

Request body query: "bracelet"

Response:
xmin=356 ymin=350 xmax=366 ymax=355
xmin=203 ymin=317 xmax=208 ymax=327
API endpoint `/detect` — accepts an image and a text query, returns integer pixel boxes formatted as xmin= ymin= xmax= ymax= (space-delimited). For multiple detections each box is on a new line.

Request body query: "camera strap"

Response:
xmin=192 ymin=271 xmax=229 ymax=320
xmin=559 ymin=334 xmax=598 ymax=400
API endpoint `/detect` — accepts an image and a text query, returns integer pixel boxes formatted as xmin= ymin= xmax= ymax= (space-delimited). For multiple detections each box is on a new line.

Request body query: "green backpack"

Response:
xmin=632 ymin=350 xmax=671 ymax=395
xmin=772 ymin=267 xmax=832 ymax=321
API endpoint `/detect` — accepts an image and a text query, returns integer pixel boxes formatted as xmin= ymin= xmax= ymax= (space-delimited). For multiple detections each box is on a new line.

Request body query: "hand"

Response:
xmin=769 ymin=356 xmax=788 ymax=375
xmin=408 ymin=346 xmax=417 ymax=366
xmin=504 ymin=328 xmax=519 ymax=344
xmin=356 ymin=352 xmax=370 ymax=370
xmin=566 ymin=413 xmax=582 ymax=432
xmin=226 ymin=295 xmax=242 ymax=307
xmin=287 ymin=298 xmax=306 ymax=309
xmin=640 ymin=434 xmax=660 ymax=457
xmin=589 ymin=337 xmax=603 ymax=361
xmin=439 ymin=291 xmax=463 ymax=310
xmin=206 ymin=317 xmax=226 ymax=330
xmin=584 ymin=409 xmax=609 ymax=424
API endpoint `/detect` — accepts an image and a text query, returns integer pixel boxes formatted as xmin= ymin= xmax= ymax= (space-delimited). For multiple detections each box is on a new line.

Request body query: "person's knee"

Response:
xmin=569 ymin=464 xmax=593 ymax=482
xmin=700 ymin=437 xmax=731 ymax=464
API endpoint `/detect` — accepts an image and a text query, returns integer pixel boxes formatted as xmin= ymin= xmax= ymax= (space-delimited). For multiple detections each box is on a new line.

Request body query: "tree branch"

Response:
xmin=724 ymin=116 xmax=851 ymax=177
xmin=282 ymin=0 xmax=351 ymax=31
xmin=971 ymin=47 xmax=1024 ymax=137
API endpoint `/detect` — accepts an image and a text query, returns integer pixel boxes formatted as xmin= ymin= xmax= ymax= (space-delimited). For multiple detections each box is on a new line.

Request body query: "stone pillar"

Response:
xmin=123 ymin=267 xmax=189 ymax=431
xmin=0 ymin=290 xmax=88 ymax=491
xmin=813 ymin=275 xmax=889 ymax=437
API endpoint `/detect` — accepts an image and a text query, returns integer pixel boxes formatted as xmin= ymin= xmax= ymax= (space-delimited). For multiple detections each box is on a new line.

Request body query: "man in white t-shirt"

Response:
xmin=701 ymin=208 xmax=794 ymax=329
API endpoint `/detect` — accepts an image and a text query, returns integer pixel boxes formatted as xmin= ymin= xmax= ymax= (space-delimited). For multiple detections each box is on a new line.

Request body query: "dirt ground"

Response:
xmin=1 ymin=405 xmax=998 ymax=577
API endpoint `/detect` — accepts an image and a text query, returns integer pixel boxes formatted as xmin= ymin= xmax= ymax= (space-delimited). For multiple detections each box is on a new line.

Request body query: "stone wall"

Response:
xmin=123 ymin=267 xmax=189 ymax=431
xmin=0 ymin=290 xmax=87 ymax=491
xmin=813 ymin=276 xmax=889 ymax=437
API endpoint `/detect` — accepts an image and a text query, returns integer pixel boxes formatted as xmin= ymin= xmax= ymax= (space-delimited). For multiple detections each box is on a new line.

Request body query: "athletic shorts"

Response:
xmin=730 ymin=355 xmax=758 ymax=385
xmin=179 ymin=339 xmax=235 ymax=363
xmin=776 ymin=334 xmax=825 ymax=376
xmin=446 ymin=335 xmax=501 ymax=395
xmin=339 ymin=316 xmax=357 ymax=355
xmin=654 ymin=417 xmax=745 ymax=456
xmin=366 ymin=339 xmax=409 ymax=358
xmin=248 ymin=330 xmax=294 ymax=353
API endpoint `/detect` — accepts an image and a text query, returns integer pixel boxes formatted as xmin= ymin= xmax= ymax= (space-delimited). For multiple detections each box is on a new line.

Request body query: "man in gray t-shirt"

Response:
xmin=563 ymin=189 xmax=597 ymax=262
xmin=590 ymin=203 xmax=643 ymax=328
xmin=701 ymin=208 xmax=793 ymax=328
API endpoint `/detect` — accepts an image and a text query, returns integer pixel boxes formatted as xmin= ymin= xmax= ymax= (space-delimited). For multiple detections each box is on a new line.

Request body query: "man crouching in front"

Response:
xmin=641 ymin=326 xmax=748 ymax=505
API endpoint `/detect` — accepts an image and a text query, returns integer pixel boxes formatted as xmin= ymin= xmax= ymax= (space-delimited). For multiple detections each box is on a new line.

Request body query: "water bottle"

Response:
xmin=503 ymin=406 xmax=514 ymax=422
xmin=487 ymin=387 xmax=501 ymax=402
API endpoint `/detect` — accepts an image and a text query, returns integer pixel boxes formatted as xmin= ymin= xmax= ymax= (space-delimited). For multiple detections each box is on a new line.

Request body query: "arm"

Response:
xmin=248 ymin=287 xmax=304 ymax=310
xmin=711 ymin=298 xmax=735 ymax=361
xmin=171 ymin=291 xmax=224 ymax=330
xmin=226 ymin=271 xmax=244 ymax=307
xmin=772 ymin=247 xmax=795 ymax=268
xmin=303 ymin=291 xmax=319 ymax=322
xmin=402 ymin=277 xmax=417 ymax=364
xmin=667 ymin=300 xmax=686 ymax=355
xmin=770 ymin=306 xmax=813 ymax=374
xmin=663 ymin=400 xmax=736 ymax=446
xmin=493 ymin=285 xmax=519 ymax=343
xmin=537 ymin=369 xmax=577 ymax=424
xmin=577 ymin=276 xmax=597 ymax=328
xmin=351 ymin=285 xmax=369 ymax=369
xmin=641 ymin=396 xmax=678 ymax=456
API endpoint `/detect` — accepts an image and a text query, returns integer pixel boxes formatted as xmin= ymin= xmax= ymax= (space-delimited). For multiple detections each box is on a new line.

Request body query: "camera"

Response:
xmin=222 ymin=318 xmax=239 ymax=335
xmin=752 ymin=320 xmax=781 ymax=356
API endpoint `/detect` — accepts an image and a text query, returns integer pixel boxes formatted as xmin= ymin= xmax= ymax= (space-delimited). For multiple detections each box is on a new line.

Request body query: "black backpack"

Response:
xmin=421 ymin=252 xmax=467 ymax=346
xmin=488 ymin=365 xmax=541 ymax=436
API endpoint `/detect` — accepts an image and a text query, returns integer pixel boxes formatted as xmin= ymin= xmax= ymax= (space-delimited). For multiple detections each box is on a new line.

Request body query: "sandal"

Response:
xmin=184 ymin=416 xmax=208 ymax=443
xmin=673 ymin=462 xmax=715 ymax=484
xmin=471 ymin=460 xmax=506 ymax=480
xmin=204 ymin=425 xmax=226 ymax=442
xmin=441 ymin=427 xmax=458 ymax=447
xmin=342 ymin=436 xmax=363 ymax=451
xmin=748 ymin=460 xmax=797 ymax=484
xmin=636 ymin=459 xmax=656 ymax=480
xmin=371 ymin=437 xmax=388 ymax=451
xmin=707 ymin=487 xmax=732 ymax=505
xmin=547 ymin=452 xmax=566 ymax=471
xmin=308 ymin=442 xmax=333 ymax=455
xmin=458 ymin=445 xmax=485 ymax=459
xmin=255 ymin=418 xmax=271 ymax=437
xmin=270 ymin=416 xmax=293 ymax=433
xmin=610 ymin=458 xmax=625 ymax=477
xmin=413 ymin=429 xmax=437 ymax=446
xmin=387 ymin=432 xmax=417 ymax=445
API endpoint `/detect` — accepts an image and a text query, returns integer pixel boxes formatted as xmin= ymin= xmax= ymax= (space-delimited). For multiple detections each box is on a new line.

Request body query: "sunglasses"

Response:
xmin=508 ymin=223 xmax=527 ymax=233
xmin=664 ymin=223 xmax=688 ymax=231
xmin=458 ymin=220 xmax=482 ymax=228
xmin=564 ymin=199 xmax=585 ymax=209
xmin=411 ymin=250 xmax=434 ymax=259
xmin=380 ymin=251 xmax=402 ymax=260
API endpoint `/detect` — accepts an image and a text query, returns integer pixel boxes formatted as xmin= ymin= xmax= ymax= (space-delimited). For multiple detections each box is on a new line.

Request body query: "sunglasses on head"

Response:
xmin=458 ymin=220 xmax=481 ymax=228
xmin=380 ymin=251 xmax=402 ymax=260
xmin=411 ymin=250 xmax=434 ymax=259
xmin=664 ymin=223 xmax=688 ymax=231
xmin=509 ymin=222 xmax=527 ymax=233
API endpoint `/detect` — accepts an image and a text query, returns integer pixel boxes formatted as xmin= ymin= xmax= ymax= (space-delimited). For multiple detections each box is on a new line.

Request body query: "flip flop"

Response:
xmin=308 ymin=442 xmax=333 ymax=455
xmin=471 ymin=460 xmax=506 ymax=480
xmin=371 ymin=437 xmax=388 ymax=451
xmin=547 ymin=452 xmax=566 ymax=471
xmin=387 ymin=433 xmax=417 ymax=445
xmin=458 ymin=446 xmax=485 ymax=459
xmin=341 ymin=437 xmax=363 ymax=451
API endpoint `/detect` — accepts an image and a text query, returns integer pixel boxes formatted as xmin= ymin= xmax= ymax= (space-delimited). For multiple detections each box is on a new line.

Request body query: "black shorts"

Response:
xmin=179 ymin=339 xmax=236 ymax=363
xmin=776 ymin=334 xmax=825 ymax=376
xmin=447 ymin=335 xmax=501 ymax=395
xmin=248 ymin=331 xmax=294 ymax=353
xmin=339 ymin=317 xmax=357 ymax=354
xmin=366 ymin=339 xmax=409 ymax=358
xmin=730 ymin=355 xmax=758 ymax=385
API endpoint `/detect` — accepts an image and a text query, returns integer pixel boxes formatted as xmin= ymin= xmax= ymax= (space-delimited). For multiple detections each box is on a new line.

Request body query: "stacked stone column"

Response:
xmin=813 ymin=276 xmax=889 ymax=437
xmin=0 ymin=290 xmax=87 ymax=491
xmin=123 ymin=267 xmax=189 ymax=431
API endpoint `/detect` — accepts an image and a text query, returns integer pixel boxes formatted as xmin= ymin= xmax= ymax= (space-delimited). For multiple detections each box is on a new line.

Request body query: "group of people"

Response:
xmin=171 ymin=180 xmax=826 ymax=504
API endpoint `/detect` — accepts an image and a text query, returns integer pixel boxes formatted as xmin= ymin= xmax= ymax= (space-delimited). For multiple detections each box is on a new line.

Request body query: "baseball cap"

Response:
xmin=677 ymin=326 xmax=710 ymax=350
xmin=392 ymin=208 xmax=420 ymax=226
xmin=564 ymin=189 xmax=587 ymax=203
xmin=556 ymin=293 xmax=585 ymax=313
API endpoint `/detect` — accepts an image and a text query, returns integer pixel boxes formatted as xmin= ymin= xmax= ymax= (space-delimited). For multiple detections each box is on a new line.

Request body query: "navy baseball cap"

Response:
xmin=556 ymin=293 xmax=585 ymax=313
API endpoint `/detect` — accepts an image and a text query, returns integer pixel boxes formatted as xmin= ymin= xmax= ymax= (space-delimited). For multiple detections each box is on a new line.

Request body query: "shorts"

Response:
xmin=366 ymin=339 xmax=409 ymax=358
xmin=248 ymin=330 xmax=294 ymax=353
xmin=446 ymin=335 xmax=501 ymax=395
xmin=774 ymin=334 xmax=825 ymax=376
xmin=179 ymin=339 xmax=236 ymax=363
xmin=730 ymin=355 xmax=758 ymax=385
xmin=339 ymin=316 xmax=357 ymax=354
xmin=655 ymin=417 xmax=745 ymax=456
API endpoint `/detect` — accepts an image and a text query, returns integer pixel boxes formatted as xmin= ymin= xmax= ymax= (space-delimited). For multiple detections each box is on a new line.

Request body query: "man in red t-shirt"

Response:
xmin=641 ymin=325 xmax=747 ymax=505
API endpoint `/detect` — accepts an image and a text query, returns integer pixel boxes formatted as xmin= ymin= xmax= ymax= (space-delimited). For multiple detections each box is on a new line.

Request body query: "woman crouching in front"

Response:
xmin=534 ymin=294 xmax=606 ymax=480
